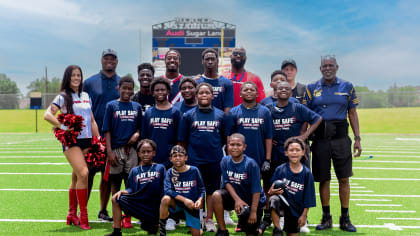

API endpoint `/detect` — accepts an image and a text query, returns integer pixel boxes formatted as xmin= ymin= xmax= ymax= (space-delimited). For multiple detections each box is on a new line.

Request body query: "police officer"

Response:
xmin=303 ymin=55 xmax=361 ymax=232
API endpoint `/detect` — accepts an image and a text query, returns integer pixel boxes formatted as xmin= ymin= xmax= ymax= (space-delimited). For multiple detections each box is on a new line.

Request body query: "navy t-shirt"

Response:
xmin=221 ymin=155 xmax=266 ymax=206
xmin=267 ymin=102 xmax=320 ymax=162
xmin=260 ymin=96 xmax=299 ymax=107
xmin=83 ymin=71 xmax=120 ymax=135
xmin=141 ymin=106 xmax=181 ymax=165
xmin=102 ymin=100 xmax=142 ymax=149
xmin=271 ymin=163 xmax=316 ymax=217
xmin=178 ymin=107 xmax=234 ymax=165
xmin=125 ymin=164 xmax=165 ymax=218
xmin=174 ymin=101 xmax=197 ymax=114
xmin=164 ymin=166 xmax=206 ymax=202
xmin=230 ymin=104 xmax=273 ymax=166
xmin=196 ymin=75 xmax=234 ymax=110
xmin=162 ymin=74 xmax=184 ymax=104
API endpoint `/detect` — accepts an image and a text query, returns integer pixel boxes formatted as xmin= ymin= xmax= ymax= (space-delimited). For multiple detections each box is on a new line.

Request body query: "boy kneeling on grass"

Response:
xmin=213 ymin=133 xmax=266 ymax=236
xmin=268 ymin=137 xmax=316 ymax=236
xmin=160 ymin=145 xmax=205 ymax=236
xmin=105 ymin=139 xmax=166 ymax=236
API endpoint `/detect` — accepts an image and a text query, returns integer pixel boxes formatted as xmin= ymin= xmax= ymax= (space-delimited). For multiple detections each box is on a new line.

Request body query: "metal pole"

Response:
xmin=35 ymin=109 xmax=38 ymax=133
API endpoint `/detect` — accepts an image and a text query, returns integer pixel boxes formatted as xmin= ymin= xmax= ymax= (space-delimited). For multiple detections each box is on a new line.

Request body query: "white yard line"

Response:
xmin=0 ymin=173 xmax=70 ymax=175
xmin=4 ymin=138 xmax=54 ymax=145
xmin=0 ymin=151 xmax=61 ymax=153
xmin=334 ymin=190 xmax=373 ymax=193
xmin=0 ymin=156 xmax=63 ymax=158
xmin=354 ymin=160 xmax=420 ymax=164
xmin=364 ymin=151 xmax=420 ymax=154
xmin=331 ymin=186 xmax=366 ymax=189
xmin=377 ymin=217 xmax=420 ymax=221
xmin=366 ymin=210 xmax=416 ymax=213
xmin=356 ymin=204 xmax=402 ymax=207
xmin=395 ymin=138 xmax=420 ymax=142
xmin=0 ymin=188 xmax=98 ymax=192
xmin=0 ymin=163 xmax=67 ymax=165
xmin=353 ymin=167 xmax=420 ymax=171
xmin=0 ymin=147 xmax=60 ymax=150
xmin=351 ymin=199 xmax=392 ymax=201
xmin=324 ymin=193 xmax=420 ymax=198
xmin=360 ymin=154 xmax=420 ymax=158
xmin=307 ymin=223 xmax=420 ymax=230
xmin=352 ymin=177 xmax=420 ymax=181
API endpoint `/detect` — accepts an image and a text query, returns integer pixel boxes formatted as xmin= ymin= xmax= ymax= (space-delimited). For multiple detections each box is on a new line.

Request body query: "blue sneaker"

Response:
xmin=316 ymin=214 xmax=332 ymax=230
xmin=340 ymin=215 xmax=357 ymax=232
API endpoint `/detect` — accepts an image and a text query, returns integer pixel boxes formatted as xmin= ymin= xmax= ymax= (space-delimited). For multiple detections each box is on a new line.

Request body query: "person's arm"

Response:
xmin=298 ymin=116 xmax=322 ymax=141
xmin=105 ymin=131 xmax=118 ymax=166
xmin=43 ymin=104 xmax=61 ymax=128
xmin=298 ymin=208 xmax=309 ymax=227
xmin=348 ymin=107 xmax=362 ymax=157
xmin=174 ymin=195 xmax=195 ymax=210
xmin=248 ymin=192 xmax=260 ymax=224
xmin=90 ymin=111 xmax=100 ymax=137
xmin=225 ymin=183 xmax=248 ymax=214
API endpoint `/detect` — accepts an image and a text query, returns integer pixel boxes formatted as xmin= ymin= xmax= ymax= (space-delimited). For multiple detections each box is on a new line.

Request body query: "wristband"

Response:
xmin=354 ymin=136 xmax=361 ymax=141
xmin=60 ymin=124 xmax=68 ymax=131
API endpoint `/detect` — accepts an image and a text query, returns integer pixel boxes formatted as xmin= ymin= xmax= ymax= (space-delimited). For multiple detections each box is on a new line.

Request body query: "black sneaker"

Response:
xmin=316 ymin=214 xmax=332 ymax=230
xmin=215 ymin=228 xmax=229 ymax=236
xmin=98 ymin=210 xmax=113 ymax=222
xmin=340 ymin=215 xmax=357 ymax=232
xmin=257 ymin=218 xmax=272 ymax=235
xmin=272 ymin=227 xmax=282 ymax=236
xmin=104 ymin=231 xmax=122 ymax=236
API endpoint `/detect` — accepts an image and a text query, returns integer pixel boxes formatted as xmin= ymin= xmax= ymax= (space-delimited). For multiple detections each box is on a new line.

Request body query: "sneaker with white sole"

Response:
xmin=279 ymin=217 xmax=284 ymax=230
xmin=165 ymin=218 xmax=177 ymax=231
xmin=205 ymin=219 xmax=217 ymax=232
xmin=300 ymin=222 xmax=310 ymax=233
xmin=224 ymin=210 xmax=235 ymax=226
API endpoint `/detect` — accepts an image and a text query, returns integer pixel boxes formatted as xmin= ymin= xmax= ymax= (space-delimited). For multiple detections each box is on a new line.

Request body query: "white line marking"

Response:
xmin=330 ymin=182 xmax=359 ymax=185
xmin=0 ymin=156 xmax=63 ymax=158
xmin=0 ymin=163 xmax=67 ymax=165
xmin=0 ymin=147 xmax=60 ymax=150
xmin=384 ymin=223 xmax=402 ymax=231
xmin=351 ymin=199 xmax=392 ymax=201
xmin=366 ymin=210 xmax=416 ymax=213
xmin=354 ymin=160 xmax=420 ymax=164
xmin=363 ymin=151 xmax=420 ymax=154
xmin=0 ymin=151 xmax=61 ymax=153
xmin=356 ymin=204 xmax=402 ymax=207
xmin=5 ymin=138 xmax=54 ymax=144
xmin=307 ymin=223 xmax=420 ymax=230
xmin=320 ymin=193 xmax=420 ymax=198
xmin=334 ymin=190 xmax=373 ymax=193
xmin=377 ymin=217 xmax=420 ymax=220
xmin=0 ymin=219 xmax=108 ymax=223
xmin=0 ymin=188 xmax=98 ymax=192
xmin=360 ymin=154 xmax=420 ymax=158
xmin=0 ymin=173 xmax=70 ymax=175
xmin=396 ymin=138 xmax=420 ymax=142
xmin=331 ymin=186 xmax=366 ymax=189
xmin=354 ymin=167 xmax=420 ymax=171
xmin=352 ymin=177 xmax=420 ymax=181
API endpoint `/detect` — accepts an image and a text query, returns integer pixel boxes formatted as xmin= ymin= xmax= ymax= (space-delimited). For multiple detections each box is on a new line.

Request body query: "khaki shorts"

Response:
xmin=108 ymin=146 xmax=138 ymax=174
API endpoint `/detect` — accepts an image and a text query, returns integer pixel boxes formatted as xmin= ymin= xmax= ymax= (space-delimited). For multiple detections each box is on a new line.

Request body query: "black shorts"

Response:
xmin=269 ymin=195 xmax=299 ymax=234
xmin=196 ymin=162 xmax=221 ymax=195
xmin=262 ymin=159 xmax=286 ymax=189
xmin=63 ymin=138 xmax=91 ymax=152
xmin=311 ymin=136 xmax=353 ymax=182
xmin=217 ymin=189 xmax=263 ymax=234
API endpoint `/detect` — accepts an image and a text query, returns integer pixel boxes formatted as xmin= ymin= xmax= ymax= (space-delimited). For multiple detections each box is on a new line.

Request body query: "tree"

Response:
xmin=0 ymin=73 xmax=20 ymax=109
xmin=26 ymin=77 xmax=61 ymax=95
xmin=387 ymin=85 xmax=419 ymax=107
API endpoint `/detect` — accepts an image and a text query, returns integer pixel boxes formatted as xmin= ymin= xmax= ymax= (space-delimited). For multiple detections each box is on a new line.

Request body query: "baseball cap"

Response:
xmin=102 ymin=49 xmax=118 ymax=58
xmin=281 ymin=59 xmax=297 ymax=69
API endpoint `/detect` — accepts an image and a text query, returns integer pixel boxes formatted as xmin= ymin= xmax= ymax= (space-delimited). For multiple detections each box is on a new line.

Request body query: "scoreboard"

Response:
xmin=152 ymin=18 xmax=236 ymax=76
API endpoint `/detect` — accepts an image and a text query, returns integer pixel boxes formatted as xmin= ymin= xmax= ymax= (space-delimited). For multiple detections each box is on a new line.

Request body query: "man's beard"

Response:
xmin=167 ymin=67 xmax=177 ymax=73
xmin=231 ymin=59 xmax=246 ymax=69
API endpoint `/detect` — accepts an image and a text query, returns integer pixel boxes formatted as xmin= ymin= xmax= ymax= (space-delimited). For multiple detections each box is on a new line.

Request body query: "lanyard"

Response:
xmin=231 ymin=71 xmax=246 ymax=82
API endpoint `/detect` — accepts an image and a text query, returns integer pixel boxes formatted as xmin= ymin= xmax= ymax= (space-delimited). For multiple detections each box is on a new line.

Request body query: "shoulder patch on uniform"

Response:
xmin=314 ymin=90 xmax=322 ymax=97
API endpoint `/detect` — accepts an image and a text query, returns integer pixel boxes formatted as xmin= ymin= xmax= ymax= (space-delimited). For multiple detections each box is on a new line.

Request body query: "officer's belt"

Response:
xmin=311 ymin=120 xmax=348 ymax=140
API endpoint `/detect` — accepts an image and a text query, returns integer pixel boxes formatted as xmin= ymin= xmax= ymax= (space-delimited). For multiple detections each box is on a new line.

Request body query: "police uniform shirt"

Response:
xmin=196 ymin=75 xmax=234 ymax=111
xmin=52 ymin=92 xmax=92 ymax=139
xmin=229 ymin=104 xmax=273 ymax=166
xmin=102 ymin=100 xmax=142 ymax=149
xmin=178 ymin=106 xmax=234 ymax=165
xmin=221 ymin=155 xmax=266 ymax=206
xmin=141 ymin=106 xmax=181 ymax=165
xmin=271 ymin=163 xmax=316 ymax=218
xmin=303 ymin=77 xmax=358 ymax=121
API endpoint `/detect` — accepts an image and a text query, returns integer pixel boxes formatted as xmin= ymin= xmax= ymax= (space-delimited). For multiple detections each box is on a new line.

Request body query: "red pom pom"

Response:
xmin=84 ymin=136 xmax=106 ymax=167
xmin=53 ymin=114 xmax=85 ymax=148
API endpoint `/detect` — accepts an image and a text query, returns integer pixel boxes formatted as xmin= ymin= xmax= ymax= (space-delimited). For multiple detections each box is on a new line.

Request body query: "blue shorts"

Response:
xmin=170 ymin=200 xmax=201 ymax=230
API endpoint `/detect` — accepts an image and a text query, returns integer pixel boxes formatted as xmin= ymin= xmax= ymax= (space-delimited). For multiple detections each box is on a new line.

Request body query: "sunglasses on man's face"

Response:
xmin=232 ymin=51 xmax=245 ymax=57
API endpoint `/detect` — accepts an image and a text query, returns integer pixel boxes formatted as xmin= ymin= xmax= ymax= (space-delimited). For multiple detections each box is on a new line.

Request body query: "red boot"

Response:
xmin=121 ymin=214 xmax=133 ymax=228
xmin=76 ymin=189 xmax=90 ymax=230
xmin=66 ymin=189 xmax=79 ymax=225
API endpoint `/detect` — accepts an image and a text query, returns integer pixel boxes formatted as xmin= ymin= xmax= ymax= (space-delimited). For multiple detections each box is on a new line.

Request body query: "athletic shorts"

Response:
xmin=217 ymin=189 xmax=263 ymax=234
xmin=116 ymin=194 xmax=159 ymax=232
xmin=269 ymin=195 xmax=299 ymax=234
xmin=262 ymin=159 xmax=286 ymax=189
xmin=196 ymin=162 xmax=221 ymax=195
xmin=107 ymin=146 xmax=138 ymax=175
xmin=63 ymin=138 xmax=91 ymax=152
xmin=311 ymin=136 xmax=353 ymax=182
xmin=169 ymin=200 xmax=201 ymax=230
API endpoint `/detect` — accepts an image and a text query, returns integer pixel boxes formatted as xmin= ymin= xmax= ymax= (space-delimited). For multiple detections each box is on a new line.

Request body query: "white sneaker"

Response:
xmin=279 ymin=217 xmax=284 ymax=230
xmin=165 ymin=218 xmax=176 ymax=231
xmin=205 ymin=219 xmax=217 ymax=232
xmin=224 ymin=210 xmax=235 ymax=226
xmin=300 ymin=222 xmax=310 ymax=233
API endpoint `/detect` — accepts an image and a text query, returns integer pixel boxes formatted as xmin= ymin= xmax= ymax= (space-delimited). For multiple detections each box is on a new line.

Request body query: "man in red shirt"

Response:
xmin=227 ymin=47 xmax=266 ymax=106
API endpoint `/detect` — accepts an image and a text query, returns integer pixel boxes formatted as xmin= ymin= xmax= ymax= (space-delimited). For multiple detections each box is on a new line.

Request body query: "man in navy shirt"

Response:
xmin=162 ymin=49 xmax=184 ymax=104
xmin=196 ymin=48 xmax=234 ymax=114
xmin=213 ymin=133 xmax=266 ymax=236
xmin=141 ymin=78 xmax=181 ymax=169
xmin=83 ymin=48 xmax=120 ymax=222
xmin=174 ymin=77 xmax=198 ymax=114
xmin=303 ymin=55 xmax=361 ymax=232
xmin=178 ymin=83 xmax=234 ymax=232
xmin=132 ymin=63 xmax=155 ymax=113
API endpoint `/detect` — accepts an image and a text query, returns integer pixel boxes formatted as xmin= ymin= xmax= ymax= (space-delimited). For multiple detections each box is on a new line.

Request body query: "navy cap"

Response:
xmin=281 ymin=59 xmax=297 ymax=69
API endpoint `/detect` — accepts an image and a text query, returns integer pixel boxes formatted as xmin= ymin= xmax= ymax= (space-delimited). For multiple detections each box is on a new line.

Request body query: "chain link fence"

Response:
xmin=1 ymin=91 xmax=419 ymax=109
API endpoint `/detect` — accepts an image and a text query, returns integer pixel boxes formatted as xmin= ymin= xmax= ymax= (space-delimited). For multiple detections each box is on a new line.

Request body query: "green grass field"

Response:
xmin=0 ymin=108 xmax=420 ymax=235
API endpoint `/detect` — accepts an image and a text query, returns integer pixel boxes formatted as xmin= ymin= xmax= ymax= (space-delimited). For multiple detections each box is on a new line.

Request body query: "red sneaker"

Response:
xmin=121 ymin=215 xmax=132 ymax=228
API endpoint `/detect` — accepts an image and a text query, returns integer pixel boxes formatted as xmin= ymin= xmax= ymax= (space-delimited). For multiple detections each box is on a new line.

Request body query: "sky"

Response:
xmin=1 ymin=0 xmax=419 ymax=94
